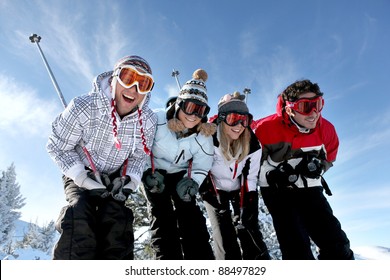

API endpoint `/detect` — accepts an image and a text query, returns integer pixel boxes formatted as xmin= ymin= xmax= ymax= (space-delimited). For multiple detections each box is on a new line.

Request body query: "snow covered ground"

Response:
xmin=4 ymin=245 xmax=390 ymax=260
xmin=2 ymin=219 xmax=390 ymax=260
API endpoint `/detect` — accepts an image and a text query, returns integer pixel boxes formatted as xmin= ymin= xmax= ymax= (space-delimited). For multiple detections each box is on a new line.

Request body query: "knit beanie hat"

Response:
xmin=218 ymin=91 xmax=249 ymax=114
xmin=176 ymin=69 xmax=208 ymax=106
xmin=168 ymin=69 xmax=216 ymax=136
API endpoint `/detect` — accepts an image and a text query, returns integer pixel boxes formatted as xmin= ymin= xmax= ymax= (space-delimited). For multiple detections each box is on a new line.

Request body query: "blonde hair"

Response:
xmin=218 ymin=123 xmax=250 ymax=162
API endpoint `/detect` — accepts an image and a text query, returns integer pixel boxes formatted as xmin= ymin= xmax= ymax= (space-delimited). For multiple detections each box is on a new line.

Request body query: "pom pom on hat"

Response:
xmin=177 ymin=69 xmax=209 ymax=105
xmin=192 ymin=69 xmax=208 ymax=82
xmin=218 ymin=91 xmax=249 ymax=114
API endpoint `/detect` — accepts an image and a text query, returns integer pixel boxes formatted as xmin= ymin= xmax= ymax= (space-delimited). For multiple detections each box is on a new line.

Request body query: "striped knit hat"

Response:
xmin=176 ymin=69 xmax=208 ymax=106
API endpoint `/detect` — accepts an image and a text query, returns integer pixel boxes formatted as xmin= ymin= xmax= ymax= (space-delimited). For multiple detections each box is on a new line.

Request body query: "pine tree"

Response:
xmin=0 ymin=163 xmax=26 ymax=250
xmin=126 ymin=188 xmax=154 ymax=260
xmin=19 ymin=220 xmax=57 ymax=254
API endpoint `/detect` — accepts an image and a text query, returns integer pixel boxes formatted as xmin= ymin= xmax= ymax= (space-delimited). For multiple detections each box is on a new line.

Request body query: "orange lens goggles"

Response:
xmin=221 ymin=112 xmax=253 ymax=127
xmin=116 ymin=66 xmax=154 ymax=94
xmin=286 ymin=96 xmax=324 ymax=115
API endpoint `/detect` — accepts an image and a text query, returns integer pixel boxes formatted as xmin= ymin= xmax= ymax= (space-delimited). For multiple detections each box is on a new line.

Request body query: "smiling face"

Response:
xmin=177 ymin=109 xmax=202 ymax=129
xmin=222 ymin=121 xmax=245 ymax=141
xmin=114 ymin=82 xmax=145 ymax=117
xmin=285 ymin=92 xmax=321 ymax=130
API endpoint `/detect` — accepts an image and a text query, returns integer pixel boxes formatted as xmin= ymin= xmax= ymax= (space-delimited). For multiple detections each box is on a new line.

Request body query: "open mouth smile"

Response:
xmin=123 ymin=93 xmax=135 ymax=103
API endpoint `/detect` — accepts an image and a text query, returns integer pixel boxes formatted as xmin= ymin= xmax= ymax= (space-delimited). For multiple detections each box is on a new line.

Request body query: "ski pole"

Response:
xmin=243 ymin=88 xmax=251 ymax=104
xmin=29 ymin=33 xmax=103 ymax=185
xmin=171 ymin=69 xmax=181 ymax=90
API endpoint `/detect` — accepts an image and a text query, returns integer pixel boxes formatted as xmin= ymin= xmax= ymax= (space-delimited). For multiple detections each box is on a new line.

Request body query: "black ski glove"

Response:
xmin=110 ymin=175 xmax=135 ymax=201
xmin=266 ymin=161 xmax=299 ymax=189
xmin=296 ymin=154 xmax=324 ymax=179
xmin=240 ymin=191 xmax=259 ymax=226
xmin=176 ymin=177 xmax=199 ymax=202
xmin=142 ymin=168 xmax=166 ymax=193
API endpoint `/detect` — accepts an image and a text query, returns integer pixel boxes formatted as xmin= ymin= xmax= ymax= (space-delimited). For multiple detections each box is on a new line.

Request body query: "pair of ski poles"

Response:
xmin=29 ymin=33 xmax=128 ymax=200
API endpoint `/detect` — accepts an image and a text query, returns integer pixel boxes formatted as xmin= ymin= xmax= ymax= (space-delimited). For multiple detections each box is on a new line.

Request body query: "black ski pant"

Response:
xmin=143 ymin=171 xmax=214 ymax=260
xmin=261 ymin=186 xmax=354 ymax=260
xmin=203 ymin=189 xmax=270 ymax=260
xmin=53 ymin=176 xmax=134 ymax=260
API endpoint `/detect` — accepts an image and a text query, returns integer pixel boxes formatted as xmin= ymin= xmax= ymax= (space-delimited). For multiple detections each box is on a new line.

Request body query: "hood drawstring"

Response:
xmin=137 ymin=107 xmax=152 ymax=156
xmin=110 ymin=99 xmax=122 ymax=149
xmin=110 ymin=74 xmax=151 ymax=154
xmin=110 ymin=75 xmax=122 ymax=150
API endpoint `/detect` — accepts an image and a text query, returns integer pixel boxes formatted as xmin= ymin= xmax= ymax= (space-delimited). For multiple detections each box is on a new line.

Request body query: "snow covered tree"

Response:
xmin=126 ymin=189 xmax=154 ymax=260
xmin=19 ymin=220 xmax=57 ymax=254
xmin=0 ymin=163 xmax=26 ymax=249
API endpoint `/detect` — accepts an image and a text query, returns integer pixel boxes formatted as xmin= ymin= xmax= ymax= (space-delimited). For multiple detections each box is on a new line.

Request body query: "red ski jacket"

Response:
xmin=252 ymin=96 xmax=339 ymax=188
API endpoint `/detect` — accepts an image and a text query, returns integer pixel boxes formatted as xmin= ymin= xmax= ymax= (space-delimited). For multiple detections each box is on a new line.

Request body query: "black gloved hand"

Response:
xmin=142 ymin=168 xmax=166 ymax=193
xmin=296 ymin=154 xmax=324 ymax=179
xmin=100 ymin=173 xmax=111 ymax=188
xmin=110 ymin=175 xmax=134 ymax=201
xmin=266 ymin=161 xmax=299 ymax=189
xmin=199 ymin=175 xmax=218 ymax=202
xmin=176 ymin=177 xmax=199 ymax=202
xmin=240 ymin=191 xmax=259 ymax=225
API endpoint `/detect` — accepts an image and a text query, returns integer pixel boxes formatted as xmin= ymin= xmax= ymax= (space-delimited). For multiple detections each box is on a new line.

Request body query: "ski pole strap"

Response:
xmin=81 ymin=145 xmax=103 ymax=185
xmin=240 ymin=158 xmax=251 ymax=208
xmin=187 ymin=158 xmax=193 ymax=179
xmin=208 ymin=172 xmax=221 ymax=204
xmin=240 ymin=176 xmax=247 ymax=209
xmin=121 ymin=158 xmax=128 ymax=177
xmin=321 ymin=176 xmax=332 ymax=196
xmin=150 ymin=151 xmax=155 ymax=174
xmin=302 ymin=174 xmax=332 ymax=196
xmin=232 ymin=160 xmax=238 ymax=179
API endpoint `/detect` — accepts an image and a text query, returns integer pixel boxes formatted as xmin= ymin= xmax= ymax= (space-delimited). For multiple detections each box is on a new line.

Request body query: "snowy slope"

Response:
xmin=2 ymin=220 xmax=390 ymax=260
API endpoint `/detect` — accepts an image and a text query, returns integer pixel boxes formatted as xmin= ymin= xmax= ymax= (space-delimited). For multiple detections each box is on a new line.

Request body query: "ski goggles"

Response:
xmin=286 ymin=96 xmax=324 ymax=115
xmin=179 ymin=100 xmax=210 ymax=118
xmin=219 ymin=112 xmax=253 ymax=127
xmin=114 ymin=66 xmax=154 ymax=94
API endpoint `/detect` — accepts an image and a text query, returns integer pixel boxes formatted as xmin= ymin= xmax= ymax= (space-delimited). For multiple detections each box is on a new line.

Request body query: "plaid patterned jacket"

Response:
xmin=47 ymin=71 xmax=157 ymax=186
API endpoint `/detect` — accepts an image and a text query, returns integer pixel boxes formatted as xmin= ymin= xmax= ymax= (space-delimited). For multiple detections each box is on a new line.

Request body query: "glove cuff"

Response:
xmin=66 ymin=164 xmax=87 ymax=182
xmin=74 ymin=170 xmax=88 ymax=187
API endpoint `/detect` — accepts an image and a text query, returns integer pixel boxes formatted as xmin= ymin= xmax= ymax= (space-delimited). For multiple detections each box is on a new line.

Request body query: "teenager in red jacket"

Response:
xmin=253 ymin=79 xmax=354 ymax=260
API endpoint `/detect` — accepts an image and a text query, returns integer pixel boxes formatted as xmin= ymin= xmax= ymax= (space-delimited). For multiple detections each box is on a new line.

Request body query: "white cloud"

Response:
xmin=0 ymin=74 xmax=60 ymax=137
xmin=336 ymin=113 xmax=390 ymax=165
xmin=239 ymin=30 xmax=259 ymax=59
xmin=338 ymin=185 xmax=390 ymax=212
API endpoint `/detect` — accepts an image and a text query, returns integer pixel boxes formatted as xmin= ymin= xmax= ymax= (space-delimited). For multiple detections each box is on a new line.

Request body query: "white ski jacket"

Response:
xmin=47 ymin=71 xmax=157 ymax=186
xmin=145 ymin=109 xmax=214 ymax=186
xmin=209 ymin=128 xmax=262 ymax=192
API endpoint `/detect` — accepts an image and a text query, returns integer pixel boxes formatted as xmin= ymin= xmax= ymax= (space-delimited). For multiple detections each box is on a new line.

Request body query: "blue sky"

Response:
xmin=0 ymin=0 xmax=389 ymax=249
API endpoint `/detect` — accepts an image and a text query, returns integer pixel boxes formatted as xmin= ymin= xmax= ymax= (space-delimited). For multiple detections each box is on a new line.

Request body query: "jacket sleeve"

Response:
xmin=321 ymin=118 xmax=339 ymax=172
xmin=245 ymin=147 xmax=262 ymax=192
xmin=243 ymin=130 xmax=262 ymax=192
xmin=46 ymin=97 xmax=86 ymax=180
xmin=189 ymin=134 xmax=214 ymax=186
